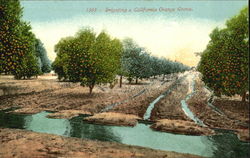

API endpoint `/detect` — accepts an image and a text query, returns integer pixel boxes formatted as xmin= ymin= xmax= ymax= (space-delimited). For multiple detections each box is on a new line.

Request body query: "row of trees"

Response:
xmin=119 ymin=38 xmax=189 ymax=86
xmin=198 ymin=7 xmax=248 ymax=102
xmin=0 ymin=0 xmax=51 ymax=79
xmin=52 ymin=28 xmax=189 ymax=93
xmin=35 ymin=39 xmax=51 ymax=74
xmin=0 ymin=0 xmax=188 ymax=93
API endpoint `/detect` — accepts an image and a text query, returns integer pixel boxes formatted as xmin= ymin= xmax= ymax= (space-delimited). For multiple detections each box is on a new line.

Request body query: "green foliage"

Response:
xmin=52 ymin=37 xmax=72 ymax=81
xmin=197 ymin=7 xmax=249 ymax=100
xmin=0 ymin=0 xmax=26 ymax=73
xmin=121 ymin=38 xmax=189 ymax=83
xmin=53 ymin=28 xmax=123 ymax=93
xmin=12 ymin=22 xmax=40 ymax=79
xmin=0 ymin=0 xmax=41 ymax=79
xmin=35 ymin=39 xmax=51 ymax=73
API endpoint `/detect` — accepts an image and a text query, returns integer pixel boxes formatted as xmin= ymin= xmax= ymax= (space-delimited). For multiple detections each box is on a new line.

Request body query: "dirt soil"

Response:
xmin=46 ymin=110 xmax=91 ymax=119
xmin=0 ymin=72 xmax=249 ymax=140
xmin=186 ymin=75 xmax=249 ymax=141
xmin=150 ymin=73 xmax=191 ymax=121
xmin=84 ymin=112 xmax=140 ymax=126
xmin=0 ymin=75 xmax=157 ymax=116
xmin=0 ymin=128 xmax=203 ymax=158
xmin=109 ymin=80 xmax=174 ymax=118
xmin=151 ymin=119 xmax=215 ymax=136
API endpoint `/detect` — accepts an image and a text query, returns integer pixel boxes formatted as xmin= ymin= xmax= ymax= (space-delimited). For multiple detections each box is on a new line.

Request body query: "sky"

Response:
xmin=20 ymin=0 xmax=248 ymax=66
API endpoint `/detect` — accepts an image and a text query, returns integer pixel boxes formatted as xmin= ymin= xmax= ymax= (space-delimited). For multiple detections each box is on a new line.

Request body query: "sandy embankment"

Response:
xmin=84 ymin=112 xmax=140 ymax=126
xmin=151 ymin=119 xmax=214 ymax=136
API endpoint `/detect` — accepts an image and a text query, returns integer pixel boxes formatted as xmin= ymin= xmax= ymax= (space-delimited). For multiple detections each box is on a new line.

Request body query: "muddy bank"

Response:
xmin=151 ymin=119 xmax=214 ymax=136
xmin=236 ymin=129 xmax=250 ymax=142
xmin=47 ymin=110 xmax=91 ymax=119
xmin=0 ymin=128 xmax=202 ymax=158
xmin=84 ymin=112 xmax=140 ymax=126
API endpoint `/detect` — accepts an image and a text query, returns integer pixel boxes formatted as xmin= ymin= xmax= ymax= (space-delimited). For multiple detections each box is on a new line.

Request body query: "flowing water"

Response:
xmin=0 ymin=110 xmax=249 ymax=158
xmin=181 ymin=74 xmax=206 ymax=127
xmin=143 ymin=75 xmax=187 ymax=120
xmin=143 ymin=94 xmax=165 ymax=120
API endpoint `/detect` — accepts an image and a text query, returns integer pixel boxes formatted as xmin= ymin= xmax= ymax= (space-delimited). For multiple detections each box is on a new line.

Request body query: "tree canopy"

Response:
xmin=197 ymin=7 xmax=249 ymax=101
xmin=53 ymin=28 xmax=123 ymax=94
xmin=0 ymin=0 xmax=50 ymax=79
xmin=12 ymin=22 xmax=41 ymax=79
xmin=0 ymin=0 xmax=29 ymax=74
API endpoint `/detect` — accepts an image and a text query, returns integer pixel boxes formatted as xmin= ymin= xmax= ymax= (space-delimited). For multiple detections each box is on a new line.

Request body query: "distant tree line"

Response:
xmin=119 ymin=38 xmax=189 ymax=85
xmin=0 ymin=0 xmax=51 ymax=79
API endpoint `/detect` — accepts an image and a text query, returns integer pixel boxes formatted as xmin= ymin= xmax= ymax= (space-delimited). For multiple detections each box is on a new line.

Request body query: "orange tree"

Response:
xmin=12 ymin=22 xmax=40 ymax=79
xmin=0 ymin=0 xmax=40 ymax=78
xmin=53 ymin=28 xmax=123 ymax=94
xmin=0 ymin=0 xmax=27 ymax=73
xmin=198 ymin=7 xmax=249 ymax=101
xmin=52 ymin=37 xmax=73 ymax=81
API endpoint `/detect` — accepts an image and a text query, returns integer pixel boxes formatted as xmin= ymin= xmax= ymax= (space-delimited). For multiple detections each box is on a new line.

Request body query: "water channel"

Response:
xmin=0 ymin=110 xmax=249 ymax=158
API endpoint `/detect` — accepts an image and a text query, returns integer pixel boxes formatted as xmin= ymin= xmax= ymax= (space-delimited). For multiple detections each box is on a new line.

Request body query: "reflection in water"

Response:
xmin=112 ymin=123 xmax=213 ymax=157
xmin=0 ymin=109 xmax=26 ymax=129
xmin=207 ymin=132 xmax=250 ymax=158
xmin=69 ymin=116 xmax=121 ymax=142
xmin=0 ymin=111 xmax=249 ymax=158
xmin=24 ymin=112 xmax=71 ymax=136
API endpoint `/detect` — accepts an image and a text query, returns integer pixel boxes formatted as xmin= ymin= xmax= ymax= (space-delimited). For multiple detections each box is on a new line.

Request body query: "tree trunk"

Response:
xmin=89 ymin=84 xmax=95 ymax=95
xmin=241 ymin=91 xmax=246 ymax=102
xmin=136 ymin=77 xmax=138 ymax=84
xmin=162 ymin=74 xmax=165 ymax=80
xmin=119 ymin=75 xmax=122 ymax=88
xmin=153 ymin=75 xmax=156 ymax=79
xmin=128 ymin=77 xmax=132 ymax=84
